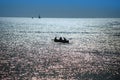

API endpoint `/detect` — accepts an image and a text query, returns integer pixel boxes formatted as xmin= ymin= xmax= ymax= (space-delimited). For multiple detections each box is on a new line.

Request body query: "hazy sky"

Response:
xmin=0 ymin=0 xmax=120 ymax=18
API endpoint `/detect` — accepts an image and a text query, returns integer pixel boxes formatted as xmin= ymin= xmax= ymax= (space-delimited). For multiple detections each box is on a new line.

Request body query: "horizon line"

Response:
xmin=0 ymin=16 xmax=120 ymax=18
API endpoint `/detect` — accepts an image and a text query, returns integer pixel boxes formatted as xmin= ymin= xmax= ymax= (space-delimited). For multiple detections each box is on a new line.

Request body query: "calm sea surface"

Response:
xmin=0 ymin=17 xmax=120 ymax=80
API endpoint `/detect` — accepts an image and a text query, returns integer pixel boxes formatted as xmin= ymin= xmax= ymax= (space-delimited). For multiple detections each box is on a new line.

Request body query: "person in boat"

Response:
xmin=63 ymin=37 xmax=67 ymax=41
xmin=54 ymin=37 xmax=63 ymax=42
xmin=59 ymin=37 xmax=62 ymax=41
xmin=54 ymin=37 xmax=57 ymax=40
xmin=54 ymin=37 xmax=58 ymax=42
xmin=63 ymin=37 xmax=69 ymax=43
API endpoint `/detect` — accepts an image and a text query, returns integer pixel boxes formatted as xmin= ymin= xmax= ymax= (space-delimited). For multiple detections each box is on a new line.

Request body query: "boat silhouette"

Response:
xmin=54 ymin=37 xmax=69 ymax=43
xmin=38 ymin=15 xmax=41 ymax=19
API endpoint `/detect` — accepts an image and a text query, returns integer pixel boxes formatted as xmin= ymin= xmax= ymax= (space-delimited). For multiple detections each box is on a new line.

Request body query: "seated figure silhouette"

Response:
xmin=63 ymin=37 xmax=69 ymax=43
xmin=54 ymin=37 xmax=57 ymax=40
xmin=63 ymin=37 xmax=66 ymax=41
xmin=59 ymin=37 xmax=62 ymax=41
xmin=54 ymin=37 xmax=58 ymax=42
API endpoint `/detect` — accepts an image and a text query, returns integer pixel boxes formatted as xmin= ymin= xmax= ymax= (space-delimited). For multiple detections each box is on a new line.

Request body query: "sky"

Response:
xmin=0 ymin=0 xmax=120 ymax=18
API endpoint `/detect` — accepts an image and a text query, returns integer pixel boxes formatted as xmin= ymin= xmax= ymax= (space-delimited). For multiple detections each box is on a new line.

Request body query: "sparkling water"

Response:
xmin=0 ymin=17 xmax=120 ymax=80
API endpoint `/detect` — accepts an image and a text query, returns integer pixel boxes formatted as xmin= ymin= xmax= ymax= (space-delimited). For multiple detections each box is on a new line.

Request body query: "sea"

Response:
xmin=0 ymin=17 xmax=120 ymax=80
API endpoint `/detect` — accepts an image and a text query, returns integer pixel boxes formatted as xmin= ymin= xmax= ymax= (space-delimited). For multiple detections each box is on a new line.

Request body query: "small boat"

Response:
xmin=38 ymin=15 xmax=41 ymax=19
xmin=54 ymin=37 xmax=69 ymax=43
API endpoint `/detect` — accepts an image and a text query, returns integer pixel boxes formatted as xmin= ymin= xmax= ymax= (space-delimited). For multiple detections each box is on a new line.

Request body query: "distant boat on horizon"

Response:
xmin=38 ymin=15 xmax=41 ymax=19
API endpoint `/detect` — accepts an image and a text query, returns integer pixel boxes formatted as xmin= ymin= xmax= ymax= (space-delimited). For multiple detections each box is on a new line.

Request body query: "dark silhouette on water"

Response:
xmin=54 ymin=37 xmax=69 ymax=43
xmin=38 ymin=14 xmax=41 ymax=19
xmin=59 ymin=37 xmax=62 ymax=41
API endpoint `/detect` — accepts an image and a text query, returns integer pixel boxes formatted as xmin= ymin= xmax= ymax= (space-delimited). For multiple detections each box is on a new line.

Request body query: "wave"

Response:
xmin=19 ymin=31 xmax=100 ymax=34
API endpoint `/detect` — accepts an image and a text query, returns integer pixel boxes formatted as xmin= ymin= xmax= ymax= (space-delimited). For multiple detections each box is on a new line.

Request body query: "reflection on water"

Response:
xmin=0 ymin=18 xmax=120 ymax=80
